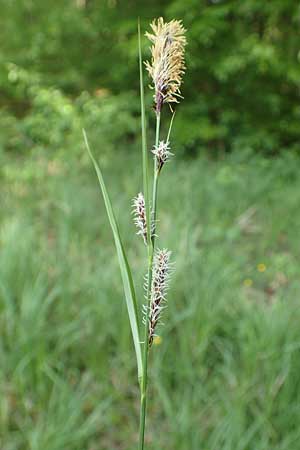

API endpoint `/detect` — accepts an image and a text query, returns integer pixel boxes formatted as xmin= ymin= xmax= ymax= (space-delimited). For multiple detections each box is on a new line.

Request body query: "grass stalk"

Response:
xmin=138 ymin=112 xmax=161 ymax=450
xmin=138 ymin=20 xmax=150 ymax=252
xmin=138 ymin=114 xmax=160 ymax=450
xmin=137 ymin=18 xmax=150 ymax=449
xmin=87 ymin=17 xmax=186 ymax=449
xmin=152 ymin=113 xmax=161 ymax=245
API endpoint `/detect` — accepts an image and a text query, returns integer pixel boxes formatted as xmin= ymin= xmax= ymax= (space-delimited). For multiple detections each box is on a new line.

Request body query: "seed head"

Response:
xmin=132 ymin=193 xmax=155 ymax=244
xmin=145 ymin=17 xmax=186 ymax=114
xmin=143 ymin=249 xmax=172 ymax=347
xmin=152 ymin=140 xmax=173 ymax=172
xmin=132 ymin=193 xmax=148 ymax=244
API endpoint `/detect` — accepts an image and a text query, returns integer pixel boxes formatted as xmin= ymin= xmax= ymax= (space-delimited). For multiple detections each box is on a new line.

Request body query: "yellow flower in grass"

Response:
xmin=257 ymin=263 xmax=266 ymax=273
xmin=243 ymin=278 xmax=253 ymax=287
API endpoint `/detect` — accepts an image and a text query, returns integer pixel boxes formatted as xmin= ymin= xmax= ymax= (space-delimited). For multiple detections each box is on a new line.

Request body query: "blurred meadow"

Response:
xmin=1 ymin=1 xmax=300 ymax=449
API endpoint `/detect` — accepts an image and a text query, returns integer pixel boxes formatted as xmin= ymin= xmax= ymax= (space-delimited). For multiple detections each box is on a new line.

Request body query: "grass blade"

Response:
xmin=138 ymin=19 xmax=150 ymax=247
xmin=83 ymin=129 xmax=143 ymax=379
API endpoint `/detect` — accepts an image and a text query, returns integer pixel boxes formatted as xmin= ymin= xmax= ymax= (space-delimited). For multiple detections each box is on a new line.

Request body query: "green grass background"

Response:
xmin=1 ymin=146 xmax=300 ymax=449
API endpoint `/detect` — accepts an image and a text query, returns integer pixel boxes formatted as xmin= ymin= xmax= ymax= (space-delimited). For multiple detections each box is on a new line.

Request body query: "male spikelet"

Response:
xmin=145 ymin=17 xmax=186 ymax=114
xmin=143 ymin=249 xmax=172 ymax=346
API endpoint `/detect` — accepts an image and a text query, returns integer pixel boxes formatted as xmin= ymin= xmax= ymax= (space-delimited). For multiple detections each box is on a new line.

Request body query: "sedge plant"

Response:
xmin=83 ymin=17 xmax=186 ymax=449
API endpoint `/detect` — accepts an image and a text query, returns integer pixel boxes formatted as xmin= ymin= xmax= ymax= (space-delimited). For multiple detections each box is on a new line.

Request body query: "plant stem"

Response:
xmin=138 ymin=112 xmax=161 ymax=450
xmin=152 ymin=113 xmax=161 ymax=245
xmin=138 ymin=20 xmax=150 ymax=251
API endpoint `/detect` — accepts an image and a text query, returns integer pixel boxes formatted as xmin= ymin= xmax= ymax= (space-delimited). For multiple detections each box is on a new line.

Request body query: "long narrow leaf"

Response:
xmin=83 ymin=129 xmax=143 ymax=379
xmin=138 ymin=20 xmax=150 ymax=247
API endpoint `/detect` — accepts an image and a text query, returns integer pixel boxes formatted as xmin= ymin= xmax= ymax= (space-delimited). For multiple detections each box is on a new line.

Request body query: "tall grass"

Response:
xmin=1 ymin=148 xmax=300 ymax=448
xmin=84 ymin=17 xmax=187 ymax=448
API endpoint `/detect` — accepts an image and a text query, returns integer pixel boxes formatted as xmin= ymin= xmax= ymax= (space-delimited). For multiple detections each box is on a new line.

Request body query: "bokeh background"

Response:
xmin=1 ymin=1 xmax=300 ymax=449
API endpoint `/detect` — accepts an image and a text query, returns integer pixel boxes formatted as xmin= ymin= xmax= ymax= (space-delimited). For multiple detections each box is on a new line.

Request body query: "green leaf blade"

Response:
xmin=83 ymin=129 xmax=143 ymax=379
xmin=138 ymin=20 xmax=150 ymax=247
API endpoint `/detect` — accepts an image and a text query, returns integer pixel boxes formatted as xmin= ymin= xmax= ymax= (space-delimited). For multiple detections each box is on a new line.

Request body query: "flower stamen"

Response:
xmin=145 ymin=17 xmax=186 ymax=114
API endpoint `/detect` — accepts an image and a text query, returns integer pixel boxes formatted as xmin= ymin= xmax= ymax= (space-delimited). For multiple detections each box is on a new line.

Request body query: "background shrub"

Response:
xmin=1 ymin=0 xmax=300 ymax=155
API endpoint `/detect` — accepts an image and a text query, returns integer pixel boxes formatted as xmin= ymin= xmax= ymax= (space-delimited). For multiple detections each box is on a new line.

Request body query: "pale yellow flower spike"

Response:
xmin=145 ymin=17 xmax=186 ymax=114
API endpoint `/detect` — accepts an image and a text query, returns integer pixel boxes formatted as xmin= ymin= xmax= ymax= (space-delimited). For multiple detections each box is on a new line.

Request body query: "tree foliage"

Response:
xmin=1 ymin=0 xmax=300 ymax=154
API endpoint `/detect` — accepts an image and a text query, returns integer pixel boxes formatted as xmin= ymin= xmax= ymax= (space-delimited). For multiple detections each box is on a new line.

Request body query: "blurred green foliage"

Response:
xmin=1 ymin=0 xmax=300 ymax=155
xmin=1 ymin=64 xmax=140 ymax=158
xmin=2 ymin=2 xmax=300 ymax=448
xmin=2 ymin=148 xmax=300 ymax=449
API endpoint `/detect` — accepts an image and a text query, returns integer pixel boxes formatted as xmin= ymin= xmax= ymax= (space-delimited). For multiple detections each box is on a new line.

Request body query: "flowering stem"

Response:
xmin=138 ymin=112 xmax=161 ymax=450
xmin=152 ymin=112 xmax=161 ymax=244
xmin=138 ymin=20 xmax=151 ymax=251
